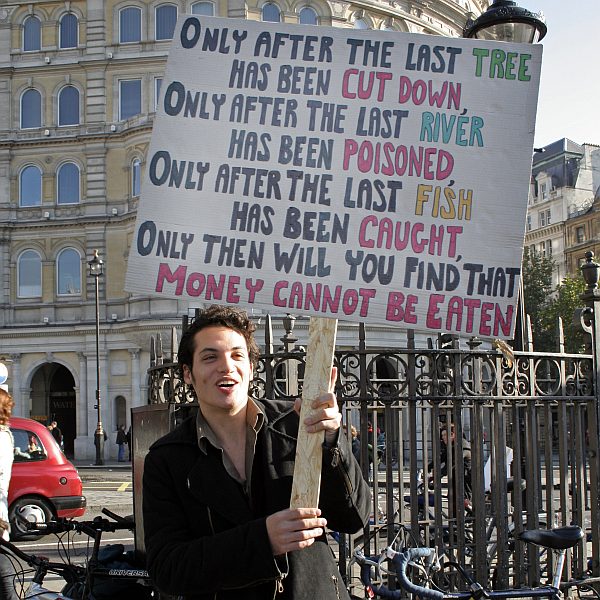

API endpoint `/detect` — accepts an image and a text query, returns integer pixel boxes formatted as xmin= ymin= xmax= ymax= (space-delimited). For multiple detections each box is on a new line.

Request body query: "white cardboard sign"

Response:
xmin=125 ymin=16 xmax=542 ymax=339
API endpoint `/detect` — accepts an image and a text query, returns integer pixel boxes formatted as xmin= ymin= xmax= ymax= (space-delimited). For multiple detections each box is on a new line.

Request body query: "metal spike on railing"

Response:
xmin=171 ymin=326 xmax=179 ymax=362
xmin=156 ymin=334 xmax=164 ymax=365
xmin=557 ymin=316 xmax=565 ymax=353
xmin=150 ymin=336 xmax=156 ymax=367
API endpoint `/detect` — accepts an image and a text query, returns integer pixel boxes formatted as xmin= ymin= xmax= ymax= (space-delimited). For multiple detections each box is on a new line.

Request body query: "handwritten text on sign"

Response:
xmin=124 ymin=17 xmax=542 ymax=339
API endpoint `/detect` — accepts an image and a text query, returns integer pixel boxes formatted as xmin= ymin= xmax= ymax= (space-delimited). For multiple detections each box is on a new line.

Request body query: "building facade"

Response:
xmin=525 ymin=138 xmax=600 ymax=287
xmin=0 ymin=0 xmax=484 ymax=459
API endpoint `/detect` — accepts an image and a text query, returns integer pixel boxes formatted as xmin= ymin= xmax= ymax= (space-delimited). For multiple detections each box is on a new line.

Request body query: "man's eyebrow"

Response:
xmin=198 ymin=345 xmax=247 ymax=353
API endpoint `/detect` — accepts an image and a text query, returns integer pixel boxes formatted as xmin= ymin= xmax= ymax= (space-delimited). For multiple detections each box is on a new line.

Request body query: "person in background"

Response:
xmin=49 ymin=421 xmax=63 ymax=451
xmin=143 ymin=304 xmax=370 ymax=599
xmin=126 ymin=426 xmax=132 ymax=461
xmin=0 ymin=389 xmax=19 ymax=600
xmin=27 ymin=434 xmax=41 ymax=454
xmin=116 ymin=425 xmax=127 ymax=463
xmin=350 ymin=425 xmax=361 ymax=463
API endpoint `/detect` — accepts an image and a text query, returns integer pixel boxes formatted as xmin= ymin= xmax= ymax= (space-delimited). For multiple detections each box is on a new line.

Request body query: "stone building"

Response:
xmin=0 ymin=0 xmax=485 ymax=459
xmin=525 ymin=138 xmax=600 ymax=286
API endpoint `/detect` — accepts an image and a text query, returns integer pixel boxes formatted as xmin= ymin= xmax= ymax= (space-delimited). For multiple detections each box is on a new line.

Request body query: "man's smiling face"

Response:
xmin=182 ymin=325 xmax=253 ymax=418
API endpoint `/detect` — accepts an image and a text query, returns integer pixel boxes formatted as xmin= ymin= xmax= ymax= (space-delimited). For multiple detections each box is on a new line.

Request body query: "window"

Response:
xmin=261 ymin=3 xmax=281 ymax=22
xmin=354 ymin=18 xmax=369 ymax=29
xmin=576 ymin=226 xmax=585 ymax=244
xmin=57 ymin=162 xmax=80 ymax=204
xmin=299 ymin=7 xmax=318 ymax=25
xmin=21 ymin=89 xmax=42 ymax=129
xmin=132 ymin=158 xmax=141 ymax=197
xmin=156 ymin=4 xmax=177 ymax=40
xmin=18 ymin=250 xmax=42 ymax=298
xmin=19 ymin=165 xmax=42 ymax=207
xmin=59 ymin=13 xmax=78 ymax=48
xmin=540 ymin=182 xmax=548 ymax=201
xmin=538 ymin=209 xmax=550 ymax=228
xmin=120 ymin=7 xmax=142 ymax=43
xmin=120 ymin=79 xmax=142 ymax=120
xmin=57 ymin=248 xmax=81 ymax=295
xmin=155 ymin=77 xmax=163 ymax=110
xmin=23 ymin=16 xmax=41 ymax=52
xmin=192 ymin=2 xmax=215 ymax=15
xmin=58 ymin=86 xmax=80 ymax=126
xmin=11 ymin=428 xmax=46 ymax=462
xmin=526 ymin=214 xmax=531 ymax=232
xmin=545 ymin=240 xmax=552 ymax=257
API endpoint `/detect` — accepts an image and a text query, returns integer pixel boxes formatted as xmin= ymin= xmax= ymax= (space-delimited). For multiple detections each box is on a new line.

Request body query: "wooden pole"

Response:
xmin=290 ymin=316 xmax=338 ymax=509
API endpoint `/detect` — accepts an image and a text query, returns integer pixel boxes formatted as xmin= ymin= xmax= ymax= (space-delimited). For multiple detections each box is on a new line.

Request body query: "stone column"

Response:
xmin=129 ymin=349 xmax=141 ymax=409
xmin=10 ymin=354 xmax=22 ymax=416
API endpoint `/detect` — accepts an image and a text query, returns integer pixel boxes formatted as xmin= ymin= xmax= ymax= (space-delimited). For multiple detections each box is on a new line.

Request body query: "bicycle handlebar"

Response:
xmin=354 ymin=547 xmax=445 ymax=600
xmin=25 ymin=515 xmax=134 ymax=536
xmin=393 ymin=548 xmax=445 ymax=600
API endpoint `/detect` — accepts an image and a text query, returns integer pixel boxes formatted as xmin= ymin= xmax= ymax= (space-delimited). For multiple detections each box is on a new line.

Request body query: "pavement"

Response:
xmin=72 ymin=460 xmax=135 ymax=519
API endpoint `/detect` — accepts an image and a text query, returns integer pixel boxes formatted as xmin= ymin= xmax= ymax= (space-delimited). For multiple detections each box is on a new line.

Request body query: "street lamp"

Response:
xmin=88 ymin=249 xmax=104 ymax=466
xmin=464 ymin=0 xmax=546 ymax=43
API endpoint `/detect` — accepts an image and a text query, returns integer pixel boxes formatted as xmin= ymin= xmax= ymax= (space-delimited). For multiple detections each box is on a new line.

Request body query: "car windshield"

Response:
xmin=11 ymin=428 xmax=47 ymax=462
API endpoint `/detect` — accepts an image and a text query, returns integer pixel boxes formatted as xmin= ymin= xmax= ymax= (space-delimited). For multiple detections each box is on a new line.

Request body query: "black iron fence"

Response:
xmin=146 ymin=304 xmax=600 ymax=592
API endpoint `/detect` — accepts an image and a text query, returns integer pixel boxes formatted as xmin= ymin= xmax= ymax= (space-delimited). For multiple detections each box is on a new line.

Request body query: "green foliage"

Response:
xmin=521 ymin=249 xmax=555 ymax=350
xmin=521 ymin=250 xmax=587 ymax=352
xmin=542 ymin=275 xmax=587 ymax=353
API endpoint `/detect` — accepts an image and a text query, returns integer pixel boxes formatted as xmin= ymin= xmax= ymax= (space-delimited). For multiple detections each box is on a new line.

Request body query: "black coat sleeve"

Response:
xmin=318 ymin=429 xmax=371 ymax=533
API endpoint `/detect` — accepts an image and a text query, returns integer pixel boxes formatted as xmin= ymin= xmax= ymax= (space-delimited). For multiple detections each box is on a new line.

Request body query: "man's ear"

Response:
xmin=182 ymin=364 xmax=192 ymax=385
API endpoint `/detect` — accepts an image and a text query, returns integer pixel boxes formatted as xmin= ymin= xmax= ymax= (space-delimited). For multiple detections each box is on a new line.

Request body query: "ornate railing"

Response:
xmin=146 ymin=314 xmax=598 ymax=589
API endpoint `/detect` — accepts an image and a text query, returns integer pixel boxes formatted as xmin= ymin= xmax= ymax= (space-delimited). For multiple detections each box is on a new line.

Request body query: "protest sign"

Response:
xmin=125 ymin=16 xmax=542 ymax=340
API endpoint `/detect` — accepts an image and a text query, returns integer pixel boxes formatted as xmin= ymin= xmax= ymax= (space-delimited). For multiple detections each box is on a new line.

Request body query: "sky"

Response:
xmin=533 ymin=1 xmax=600 ymax=148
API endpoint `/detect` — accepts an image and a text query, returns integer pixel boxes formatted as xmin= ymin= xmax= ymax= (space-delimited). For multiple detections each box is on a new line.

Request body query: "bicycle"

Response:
xmin=0 ymin=508 xmax=154 ymax=599
xmin=354 ymin=524 xmax=584 ymax=600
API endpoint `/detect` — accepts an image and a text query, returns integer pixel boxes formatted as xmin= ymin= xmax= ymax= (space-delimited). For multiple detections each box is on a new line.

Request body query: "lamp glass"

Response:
xmin=88 ymin=256 xmax=104 ymax=277
xmin=469 ymin=21 xmax=543 ymax=43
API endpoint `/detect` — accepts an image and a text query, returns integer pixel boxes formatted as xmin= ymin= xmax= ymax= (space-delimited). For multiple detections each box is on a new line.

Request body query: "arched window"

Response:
xmin=354 ymin=18 xmax=369 ymax=29
xmin=19 ymin=165 xmax=42 ymax=207
xmin=120 ymin=6 xmax=142 ymax=43
xmin=18 ymin=250 xmax=42 ymax=298
xmin=57 ymin=248 xmax=81 ymax=295
xmin=156 ymin=4 xmax=177 ymax=40
xmin=59 ymin=13 xmax=78 ymax=49
xmin=23 ymin=16 xmax=41 ymax=52
xmin=21 ymin=89 xmax=42 ymax=129
xmin=191 ymin=2 xmax=215 ymax=15
xmin=58 ymin=86 xmax=80 ymax=126
xmin=299 ymin=6 xmax=318 ymax=25
xmin=132 ymin=159 xmax=141 ymax=197
xmin=261 ymin=3 xmax=281 ymax=22
xmin=57 ymin=162 xmax=80 ymax=204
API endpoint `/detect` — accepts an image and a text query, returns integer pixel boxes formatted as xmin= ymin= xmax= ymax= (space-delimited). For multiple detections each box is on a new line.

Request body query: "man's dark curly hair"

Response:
xmin=178 ymin=305 xmax=260 ymax=372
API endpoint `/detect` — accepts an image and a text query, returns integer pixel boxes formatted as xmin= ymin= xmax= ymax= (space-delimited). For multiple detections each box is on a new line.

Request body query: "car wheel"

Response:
xmin=8 ymin=496 xmax=54 ymax=541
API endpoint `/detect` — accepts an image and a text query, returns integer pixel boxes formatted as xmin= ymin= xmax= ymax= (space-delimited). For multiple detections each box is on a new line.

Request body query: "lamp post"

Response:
xmin=88 ymin=249 xmax=104 ymax=466
xmin=464 ymin=0 xmax=546 ymax=43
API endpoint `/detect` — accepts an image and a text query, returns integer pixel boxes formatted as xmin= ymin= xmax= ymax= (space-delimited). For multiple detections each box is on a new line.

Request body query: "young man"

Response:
xmin=143 ymin=305 xmax=370 ymax=599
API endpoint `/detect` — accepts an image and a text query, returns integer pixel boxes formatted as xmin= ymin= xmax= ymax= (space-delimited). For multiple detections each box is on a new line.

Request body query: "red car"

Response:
xmin=8 ymin=416 xmax=86 ymax=539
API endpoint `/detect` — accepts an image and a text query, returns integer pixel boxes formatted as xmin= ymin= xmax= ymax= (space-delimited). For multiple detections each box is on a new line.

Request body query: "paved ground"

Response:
xmin=74 ymin=460 xmax=135 ymax=519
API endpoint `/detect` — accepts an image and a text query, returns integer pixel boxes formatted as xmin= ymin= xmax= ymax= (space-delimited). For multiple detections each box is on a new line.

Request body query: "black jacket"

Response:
xmin=142 ymin=399 xmax=370 ymax=599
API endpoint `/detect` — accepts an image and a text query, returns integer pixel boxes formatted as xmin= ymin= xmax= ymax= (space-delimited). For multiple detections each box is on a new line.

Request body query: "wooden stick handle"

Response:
xmin=290 ymin=317 xmax=338 ymax=509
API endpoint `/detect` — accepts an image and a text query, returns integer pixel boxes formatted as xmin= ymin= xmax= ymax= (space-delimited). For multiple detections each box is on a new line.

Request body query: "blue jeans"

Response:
xmin=0 ymin=548 xmax=19 ymax=600
xmin=118 ymin=444 xmax=125 ymax=462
